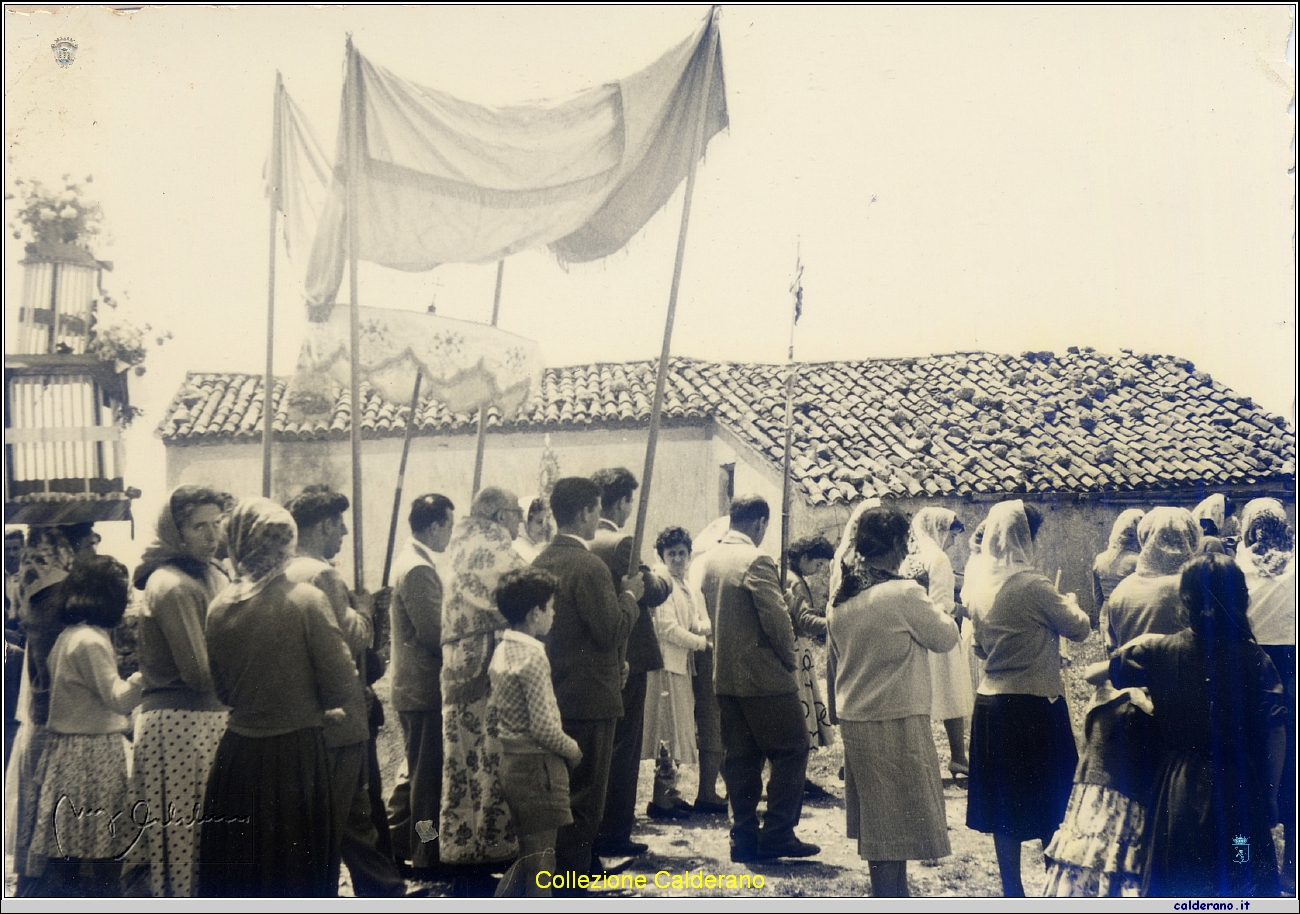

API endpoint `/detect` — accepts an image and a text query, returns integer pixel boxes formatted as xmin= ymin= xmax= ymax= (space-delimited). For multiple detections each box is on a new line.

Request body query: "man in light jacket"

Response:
xmin=386 ymin=493 xmax=455 ymax=876
xmin=695 ymin=495 xmax=818 ymax=864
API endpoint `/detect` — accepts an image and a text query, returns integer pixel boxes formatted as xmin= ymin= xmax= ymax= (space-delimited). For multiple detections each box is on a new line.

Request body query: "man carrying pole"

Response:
xmin=590 ymin=469 xmax=670 ymax=860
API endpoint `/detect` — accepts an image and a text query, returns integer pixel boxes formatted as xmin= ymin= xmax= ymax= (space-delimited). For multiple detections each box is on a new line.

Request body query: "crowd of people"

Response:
xmin=1 ymin=476 xmax=1294 ymax=898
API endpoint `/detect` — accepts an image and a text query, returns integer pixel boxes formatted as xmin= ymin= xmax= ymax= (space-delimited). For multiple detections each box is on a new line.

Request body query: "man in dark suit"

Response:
xmin=533 ymin=477 xmax=643 ymax=878
xmin=589 ymin=468 xmax=671 ymax=858
xmin=694 ymin=495 xmax=819 ymax=864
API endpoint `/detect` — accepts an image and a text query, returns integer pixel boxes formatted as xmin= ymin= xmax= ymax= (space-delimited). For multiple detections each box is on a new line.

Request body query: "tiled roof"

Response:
xmin=157 ymin=348 xmax=1295 ymax=505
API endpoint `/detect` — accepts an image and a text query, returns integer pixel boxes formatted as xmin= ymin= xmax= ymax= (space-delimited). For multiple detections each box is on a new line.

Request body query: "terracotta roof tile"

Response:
xmin=159 ymin=351 xmax=1293 ymax=504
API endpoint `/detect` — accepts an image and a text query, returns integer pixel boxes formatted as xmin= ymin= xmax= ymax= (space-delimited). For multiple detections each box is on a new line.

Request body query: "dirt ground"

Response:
xmin=7 ymin=625 xmax=1287 ymax=899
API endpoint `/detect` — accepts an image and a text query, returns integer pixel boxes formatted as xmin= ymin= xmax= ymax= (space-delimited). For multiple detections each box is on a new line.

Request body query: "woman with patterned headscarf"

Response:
xmin=123 ymin=486 xmax=232 ymax=897
xmin=199 ymin=498 xmax=361 ymax=897
xmin=439 ymin=486 xmax=526 ymax=869
xmin=900 ymin=508 xmax=973 ymax=778
xmin=1043 ymin=507 xmax=1200 ymax=897
xmin=827 ymin=506 xmax=959 ymax=896
xmin=1236 ymin=497 xmax=1295 ymax=888
xmin=1092 ymin=509 xmax=1144 ymax=614
xmin=966 ymin=500 xmax=1091 ymax=897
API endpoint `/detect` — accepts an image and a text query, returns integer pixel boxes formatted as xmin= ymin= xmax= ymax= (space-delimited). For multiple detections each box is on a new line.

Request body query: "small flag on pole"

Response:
xmin=790 ymin=248 xmax=804 ymax=325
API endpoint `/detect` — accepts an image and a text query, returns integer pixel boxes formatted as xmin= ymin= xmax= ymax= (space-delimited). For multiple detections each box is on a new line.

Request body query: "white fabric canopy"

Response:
xmin=303 ymin=11 xmax=726 ymax=310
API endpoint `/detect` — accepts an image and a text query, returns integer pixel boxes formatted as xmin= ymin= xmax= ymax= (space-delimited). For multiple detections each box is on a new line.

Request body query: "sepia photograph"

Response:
xmin=3 ymin=4 xmax=1296 ymax=904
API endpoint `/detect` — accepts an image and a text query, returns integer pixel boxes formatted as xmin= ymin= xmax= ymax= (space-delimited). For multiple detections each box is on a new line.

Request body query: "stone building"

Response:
xmin=159 ymin=346 xmax=1294 ymax=615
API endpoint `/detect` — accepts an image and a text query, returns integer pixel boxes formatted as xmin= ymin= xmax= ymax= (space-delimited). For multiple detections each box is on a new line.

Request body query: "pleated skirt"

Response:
xmin=842 ymin=716 xmax=950 ymax=861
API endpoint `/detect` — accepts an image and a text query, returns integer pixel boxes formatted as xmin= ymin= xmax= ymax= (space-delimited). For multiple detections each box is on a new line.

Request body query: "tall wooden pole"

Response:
xmin=346 ymin=38 xmax=367 ymax=591
xmin=381 ymin=370 xmax=422 ymax=588
xmin=779 ymin=245 xmax=801 ymax=586
xmin=629 ymin=8 xmax=720 ymax=573
xmin=470 ymin=258 xmax=506 ymax=498
xmin=262 ymin=73 xmax=283 ymax=498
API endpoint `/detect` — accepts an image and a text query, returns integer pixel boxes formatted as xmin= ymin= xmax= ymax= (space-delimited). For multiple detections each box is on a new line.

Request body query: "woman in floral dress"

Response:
xmin=784 ymin=535 xmax=837 ymax=792
xmin=439 ymin=487 xmax=525 ymax=866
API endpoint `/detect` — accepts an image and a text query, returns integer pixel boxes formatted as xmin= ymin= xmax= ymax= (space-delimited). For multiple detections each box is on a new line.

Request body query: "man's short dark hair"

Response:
xmin=410 ymin=494 xmax=454 ymax=535
xmin=729 ymin=495 xmax=770 ymax=527
xmin=788 ymin=535 xmax=835 ymax=575
xmin=59 ymin=523 xmax=96 ymax=550
xmin=285 ymin=484 xmax=349 ymax=530
xmin=495 ymin=567 xmax=559 ymax=627
xmin=591 ymin=467 xmax=638 ymax=509
xmin=62 ymin=555 xmax=130 ymax=629
xmin=550 ymin=477 xmax=601 ymax=528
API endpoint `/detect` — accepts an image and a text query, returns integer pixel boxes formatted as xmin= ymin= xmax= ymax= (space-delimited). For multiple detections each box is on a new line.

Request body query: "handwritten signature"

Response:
xmin=52 ymin=795 xmax=251 ymax=860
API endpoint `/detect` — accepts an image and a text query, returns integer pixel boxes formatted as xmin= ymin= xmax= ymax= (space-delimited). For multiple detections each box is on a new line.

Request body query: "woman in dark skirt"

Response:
xmin=1111 ymin=554 xmax=1283 ymax=897
xmin=199 ymin=498 xmax=363 ymax=897
xmin=966 ymin=500 xmax=1092 ymax=896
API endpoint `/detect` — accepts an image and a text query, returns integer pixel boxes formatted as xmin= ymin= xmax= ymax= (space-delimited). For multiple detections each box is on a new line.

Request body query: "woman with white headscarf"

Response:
xmin=959 ymin=520 xmax=993 ymax=696
xmin=1091 ymin=509 xmax=1144 ymax=614
xmin=1043 ymin=507 xmax=1201 ymax=897
xmin=1104 ymin=508 xmax=1201 ymax=652
xmin=966 ymin=500 xmax=1091 ymax=897
xmin=900 ymin=508 xmax=973 ymax=777
xmin=439 ymin=486 xmax=526 ymax=867
xmin=199 ymin=498 xmax=362 ymax=897
xmin=1191 ymin=493 xmax=1233 ymax=555
xmin=1236 ymin=497 xmax=1295 ymax=888
xmin=511 ymin=495 xmax=553 ymax=564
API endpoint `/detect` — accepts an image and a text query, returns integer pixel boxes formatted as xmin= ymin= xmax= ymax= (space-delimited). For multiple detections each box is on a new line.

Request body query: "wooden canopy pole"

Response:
xmin=381 ymin=370 xmax=423 ymax=588
xmin=262 ymin=73 xmax=283 ymax=498
xmin=345 ymin=37 xmax=367 ymax=591
xmin=628 ymin=7 xmax=720 ymax=573
xmin=470 ymin=258 xmax=506 ymax=498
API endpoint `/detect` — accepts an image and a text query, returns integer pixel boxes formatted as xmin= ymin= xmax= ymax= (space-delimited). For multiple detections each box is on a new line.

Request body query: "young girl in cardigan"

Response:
xmin=30 ymin=555 xmax=144 ymax=896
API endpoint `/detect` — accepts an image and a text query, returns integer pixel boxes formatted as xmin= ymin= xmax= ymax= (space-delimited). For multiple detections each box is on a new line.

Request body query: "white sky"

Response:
xmin=4 ymin=5 xmax=1296 ymax=567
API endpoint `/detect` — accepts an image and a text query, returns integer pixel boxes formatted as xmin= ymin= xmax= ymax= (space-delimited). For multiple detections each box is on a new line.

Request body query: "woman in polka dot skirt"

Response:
xmin=123 ymin=486 xmax=232 ymax=897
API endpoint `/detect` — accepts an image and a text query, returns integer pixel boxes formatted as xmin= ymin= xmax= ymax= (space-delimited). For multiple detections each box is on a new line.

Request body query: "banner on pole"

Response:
xmin=284 ymin=306 xmax=542 ymax=427
xmin=304 ymin=11 xmax=727 ymax=314
xmin=265 ymin=77 xmax=334 ymax=292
